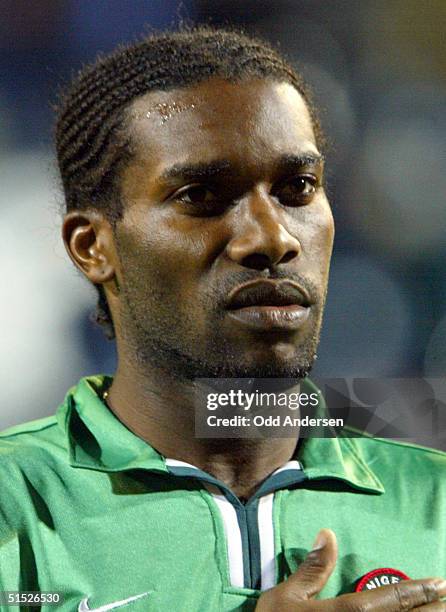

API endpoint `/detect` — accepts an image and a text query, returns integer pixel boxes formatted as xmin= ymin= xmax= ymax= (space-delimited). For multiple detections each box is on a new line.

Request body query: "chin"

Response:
xmin=231 ymin=361 xmax=314 ymax=379
xmin=199 ymin=351 xmax=316 ymax=379
xmin=233 ymin=339 xmax=316 ymax=376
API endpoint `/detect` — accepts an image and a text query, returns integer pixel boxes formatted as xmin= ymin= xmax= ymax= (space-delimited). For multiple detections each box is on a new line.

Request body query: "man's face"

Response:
xmin=111 ymin=77 xmax=334 ymax=379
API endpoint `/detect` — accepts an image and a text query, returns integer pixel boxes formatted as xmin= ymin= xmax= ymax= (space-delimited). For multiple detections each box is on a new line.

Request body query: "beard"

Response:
xmin=116 ymin=266 xmax=326 ymax=383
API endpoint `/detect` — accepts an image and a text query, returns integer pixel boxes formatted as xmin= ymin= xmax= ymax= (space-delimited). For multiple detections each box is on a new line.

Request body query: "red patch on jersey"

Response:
xmin=355 ymin=568 xmax=410 ymax=592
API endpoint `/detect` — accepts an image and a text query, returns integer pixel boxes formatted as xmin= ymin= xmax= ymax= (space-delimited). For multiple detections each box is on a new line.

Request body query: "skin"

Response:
xmin=117 ymin=78 xmax=330 ymax=383
xmin=255 ymin=530 xmax=446 ymax=610
xmin=63 ymin=77 xmax=445 ymax=609
xmin=63 ymin=77 xmax=333 ymax=498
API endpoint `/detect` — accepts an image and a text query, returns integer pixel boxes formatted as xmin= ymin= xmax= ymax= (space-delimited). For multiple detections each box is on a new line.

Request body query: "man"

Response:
xmin=0 ymin=27 xmax=445 ymax=612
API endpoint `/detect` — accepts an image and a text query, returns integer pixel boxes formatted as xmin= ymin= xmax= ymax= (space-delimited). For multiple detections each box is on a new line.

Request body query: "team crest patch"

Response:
xmin=355 ymin=568 xmax=410 ymax=592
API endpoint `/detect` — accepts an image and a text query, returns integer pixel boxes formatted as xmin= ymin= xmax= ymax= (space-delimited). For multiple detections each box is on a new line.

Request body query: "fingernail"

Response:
xmin=434 ymin=579 xmax=446 ymax=596
xmin=311 ymin=531 xmax=327 ymax=551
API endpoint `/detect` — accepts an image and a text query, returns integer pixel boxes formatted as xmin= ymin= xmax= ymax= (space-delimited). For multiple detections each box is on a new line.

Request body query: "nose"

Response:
xmin=226 ymin=190 xmax=301 ymax=270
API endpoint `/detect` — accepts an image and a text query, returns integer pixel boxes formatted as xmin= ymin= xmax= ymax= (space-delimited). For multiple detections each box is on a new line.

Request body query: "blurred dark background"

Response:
xmin=1 ymin=0 xmax=445 ymax=447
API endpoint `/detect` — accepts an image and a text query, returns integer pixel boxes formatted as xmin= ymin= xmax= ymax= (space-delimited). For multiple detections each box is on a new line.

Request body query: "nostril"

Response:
xmin=280 ymin=250 xmax=299 ymax=264
xmin=241 ymin=253 xmax=271 ymax=271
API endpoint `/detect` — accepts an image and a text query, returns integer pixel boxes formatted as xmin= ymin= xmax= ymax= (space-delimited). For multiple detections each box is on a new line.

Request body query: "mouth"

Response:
xmin=225 ymin=279 xmax=312 ymax=331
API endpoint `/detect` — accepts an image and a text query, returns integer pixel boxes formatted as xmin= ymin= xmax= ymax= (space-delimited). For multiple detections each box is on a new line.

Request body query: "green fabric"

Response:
xmin=166 ymin=461 xmax=307 ymax=591
xmin=0 ymin=375 xmax=445 ymax=611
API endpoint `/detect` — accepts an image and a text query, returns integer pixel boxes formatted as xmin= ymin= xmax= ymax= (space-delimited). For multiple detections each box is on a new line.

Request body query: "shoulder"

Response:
xmin=0 ymin=374 xmax=107 ymax=470
xmin=0 ymin=414 xmax=58 ymax=439
xmin=0 ymin=416 xmax=65 ymax=535
xmin=0 ymin=415 xmax=66 ymax=496
xmin=0 ymin=414 xmax=62 ymax=461
xmin=344 ymin=431 xmax=446 ymax=481
xmin=347 ymin=429 xmax=446 ymax=459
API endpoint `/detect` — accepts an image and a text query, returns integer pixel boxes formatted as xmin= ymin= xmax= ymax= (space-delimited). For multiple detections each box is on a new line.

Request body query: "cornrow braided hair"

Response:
xmin=55 ymin=25 xmax=323 ymax=339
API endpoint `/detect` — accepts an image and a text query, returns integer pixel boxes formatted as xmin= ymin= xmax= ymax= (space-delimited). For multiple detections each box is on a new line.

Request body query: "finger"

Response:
xmin=329 ymin=578 xmax=446 ymax=612
xmin=280 ymin=529 xmax=338 ymax=601
xmin=412 ymin=601 xmax=446 ymax=611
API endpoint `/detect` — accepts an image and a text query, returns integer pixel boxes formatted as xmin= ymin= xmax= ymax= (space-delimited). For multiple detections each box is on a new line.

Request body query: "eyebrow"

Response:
xmin=159 ymin=153 xmax=324 ymax=183
xmin=277 ymin=153 xmax=324 ymax=173
xmin=160 ymin=160 xmax=232 ymax=182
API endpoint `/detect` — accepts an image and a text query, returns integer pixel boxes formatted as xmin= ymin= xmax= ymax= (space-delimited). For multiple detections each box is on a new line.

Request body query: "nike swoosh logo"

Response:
xmin=78 ymin=592 xmax=152 ymax=612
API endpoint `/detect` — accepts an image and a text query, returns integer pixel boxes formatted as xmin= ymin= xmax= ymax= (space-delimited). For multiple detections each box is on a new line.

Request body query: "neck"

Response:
xmin=106 ymin=358 xmax=299 ymax=499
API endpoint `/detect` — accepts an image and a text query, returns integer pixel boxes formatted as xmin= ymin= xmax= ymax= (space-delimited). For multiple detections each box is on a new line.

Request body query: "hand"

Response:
xmin=255 ymin=529 xmax=446 ymax=610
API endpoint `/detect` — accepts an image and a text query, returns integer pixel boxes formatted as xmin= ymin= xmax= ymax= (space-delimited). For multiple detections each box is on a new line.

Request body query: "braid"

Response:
xmin=55 ymin=26 xmax=323 ymax=339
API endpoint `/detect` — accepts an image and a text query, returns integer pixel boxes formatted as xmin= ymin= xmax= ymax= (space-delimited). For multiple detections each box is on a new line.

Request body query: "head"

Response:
xmin=59 ymin=26 xmax=334 ymax=381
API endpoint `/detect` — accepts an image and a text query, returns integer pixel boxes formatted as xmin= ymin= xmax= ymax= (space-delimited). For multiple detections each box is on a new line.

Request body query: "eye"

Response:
xmin=169 ymin=183 xmax=227 ymax=216
xmin=274 ymin=175 xmax=317 ymax=206
xmin=174 ymin=184 xmax=216 ymax=206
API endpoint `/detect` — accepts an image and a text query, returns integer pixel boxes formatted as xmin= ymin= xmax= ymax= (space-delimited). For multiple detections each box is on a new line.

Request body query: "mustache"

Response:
xmin=207 ymin=270 xmax=320 ymax=310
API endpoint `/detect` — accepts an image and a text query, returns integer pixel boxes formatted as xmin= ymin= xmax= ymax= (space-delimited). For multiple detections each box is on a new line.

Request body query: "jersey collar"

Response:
xmin=57 ymin=375 xmax=384 ymax=494
xmin=57 ymin=375 xmax=168 ymax=473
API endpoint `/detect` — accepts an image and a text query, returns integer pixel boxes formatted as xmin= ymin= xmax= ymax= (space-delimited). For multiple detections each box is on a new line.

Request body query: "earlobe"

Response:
xmin=62 ymin=211 xmax=116 ymax=285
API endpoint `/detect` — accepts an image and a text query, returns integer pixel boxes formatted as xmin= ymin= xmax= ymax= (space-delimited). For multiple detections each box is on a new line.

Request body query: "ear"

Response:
xmin=62 ymin=210 xmax=117 ymax=285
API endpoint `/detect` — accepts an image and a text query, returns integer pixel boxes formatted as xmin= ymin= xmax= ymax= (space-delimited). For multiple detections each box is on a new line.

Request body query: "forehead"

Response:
xmin=126 ymin=78 xmax=319 ymax=172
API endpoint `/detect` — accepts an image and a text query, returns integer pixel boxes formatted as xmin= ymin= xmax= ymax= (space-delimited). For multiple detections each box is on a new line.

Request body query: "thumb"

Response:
xmin=283 ymin=529 xmax=338 ymax=601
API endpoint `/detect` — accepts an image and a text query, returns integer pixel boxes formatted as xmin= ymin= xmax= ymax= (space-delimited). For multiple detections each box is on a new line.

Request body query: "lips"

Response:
xmin=227 ymin=279 xmax=310 ymax=310
xmin=225 ymin=279 xmax=311 ymax=331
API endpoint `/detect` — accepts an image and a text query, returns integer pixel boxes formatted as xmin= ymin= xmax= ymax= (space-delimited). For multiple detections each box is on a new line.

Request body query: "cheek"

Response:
xmin=115 ymin=208 xmax=217 ymax=303
xmin=297 ymin=200 xmax=334 ymax=271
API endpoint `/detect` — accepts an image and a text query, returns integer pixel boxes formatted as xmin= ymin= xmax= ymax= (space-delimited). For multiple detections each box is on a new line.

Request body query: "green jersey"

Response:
xmin=0 ymin=375 xmax=445 ymax=611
